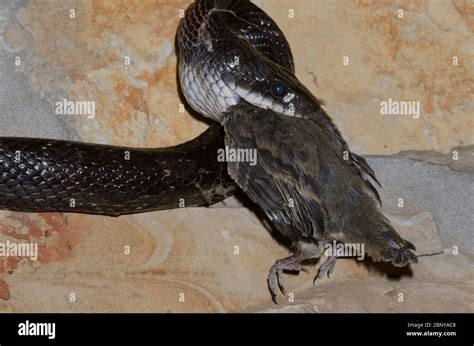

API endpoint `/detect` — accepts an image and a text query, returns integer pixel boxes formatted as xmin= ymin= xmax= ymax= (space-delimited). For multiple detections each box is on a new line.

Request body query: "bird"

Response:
xmin=222 ymin=102 xmax=417 ymax=301
xmin=177 ymin=0 xmax=417 ymax=301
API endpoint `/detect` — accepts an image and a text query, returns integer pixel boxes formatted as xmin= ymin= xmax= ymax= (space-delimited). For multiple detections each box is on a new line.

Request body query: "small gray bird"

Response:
xmin=177 ymin=0 xmax=417 ymax=301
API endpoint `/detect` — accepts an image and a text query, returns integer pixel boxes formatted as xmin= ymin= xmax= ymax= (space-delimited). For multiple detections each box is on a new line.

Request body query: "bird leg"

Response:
xmin=268 ymin=243 xmax=324 ymax=303
xmin=314 ymin=255 xmax=337 ymax=283
xmin=268 ymin=255 xmax=303 ymax=303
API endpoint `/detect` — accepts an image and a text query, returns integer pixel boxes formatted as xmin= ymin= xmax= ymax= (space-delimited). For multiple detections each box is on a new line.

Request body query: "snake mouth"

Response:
xmin=220 ymin=57 xmax=322 ymax=120
xmin=250 ymin=94 xmax=300 ymax=117
xmin=231 ymin=80 xmax=315 ymax=119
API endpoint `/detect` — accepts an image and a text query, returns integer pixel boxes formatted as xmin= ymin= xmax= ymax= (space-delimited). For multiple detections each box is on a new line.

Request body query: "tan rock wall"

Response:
xmin=5 ymin=0 xmax=471 ymax=152
xmin=0 ymin=0 xmax=472 ymax=312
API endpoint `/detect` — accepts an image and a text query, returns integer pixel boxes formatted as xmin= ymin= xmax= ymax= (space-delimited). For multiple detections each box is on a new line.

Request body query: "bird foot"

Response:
xmin=267 ymin=256 xmax=303 ymax=304
xmin=313 ymin=256 xmax=337 ymax=284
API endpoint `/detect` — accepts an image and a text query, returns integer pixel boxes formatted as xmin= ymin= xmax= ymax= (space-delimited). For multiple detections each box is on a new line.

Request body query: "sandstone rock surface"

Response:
xmin=0 ymin=0 xmax=472 ymax=312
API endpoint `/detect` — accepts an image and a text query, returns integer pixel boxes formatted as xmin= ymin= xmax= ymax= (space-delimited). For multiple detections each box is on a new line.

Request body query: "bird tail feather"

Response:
xmin=338 ymin=208 xmax=418 ymax=267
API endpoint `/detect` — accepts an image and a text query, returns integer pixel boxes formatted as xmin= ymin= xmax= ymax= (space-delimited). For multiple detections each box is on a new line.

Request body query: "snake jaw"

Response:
xmin=179 ymin=63 xmax=240 ymax=123
xmin=218 ymin=53 xmax=322 ymax=120
xmin=177 ymin=0 xmax=323 ymax=123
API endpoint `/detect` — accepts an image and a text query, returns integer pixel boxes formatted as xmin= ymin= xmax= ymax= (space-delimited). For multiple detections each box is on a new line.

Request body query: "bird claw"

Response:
xmin=267 ymin=259 xmax=303 ymax=303
xmin=313 ymin=256 xmax=337 ymax=285
xmin=276 ymin=269 xmax=287 ymax=296
xmin=268 ymin=268 xmax=281 ymax=304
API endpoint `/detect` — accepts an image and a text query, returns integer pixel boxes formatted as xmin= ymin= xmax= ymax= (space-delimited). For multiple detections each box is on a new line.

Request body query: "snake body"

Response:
xmin=0 ymin=124 xmax=235 ymax=215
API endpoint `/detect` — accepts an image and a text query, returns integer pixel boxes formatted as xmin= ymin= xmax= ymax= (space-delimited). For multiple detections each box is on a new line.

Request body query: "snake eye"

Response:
xmin=272 ymin=83 xmax=286 ymax=97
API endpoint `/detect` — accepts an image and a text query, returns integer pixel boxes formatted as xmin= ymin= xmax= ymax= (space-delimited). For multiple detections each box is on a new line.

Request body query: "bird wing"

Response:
xmin=223 ymin=103 xmax=329 ymax=242
xmin=311 ymin=110 xmax=382 ymax=205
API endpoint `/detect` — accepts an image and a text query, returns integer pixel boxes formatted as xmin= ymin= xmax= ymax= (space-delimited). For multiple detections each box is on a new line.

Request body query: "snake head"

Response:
xmin=222 ymin=56 xmax=323 ymax=119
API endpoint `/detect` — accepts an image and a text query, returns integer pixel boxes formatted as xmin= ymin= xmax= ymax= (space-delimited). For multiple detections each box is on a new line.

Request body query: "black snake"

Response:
xmin=0 ymin=0 xmax=292 ymax=216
